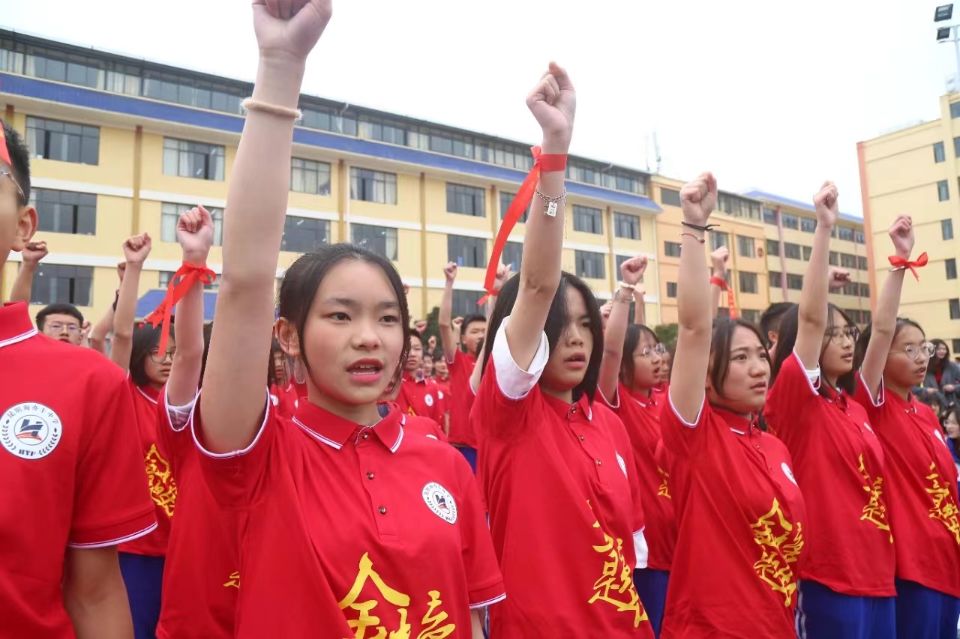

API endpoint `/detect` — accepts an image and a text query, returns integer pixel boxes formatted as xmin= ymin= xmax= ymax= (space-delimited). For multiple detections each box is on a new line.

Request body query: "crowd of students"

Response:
xmin=2 ymin=2 xmax=960 ymax=638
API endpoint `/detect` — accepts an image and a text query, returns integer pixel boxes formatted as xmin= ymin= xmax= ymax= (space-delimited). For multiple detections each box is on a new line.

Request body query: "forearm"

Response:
xmin=111 ymin=263 xmax=143 ymax=369
xmin=599 ymin=290 xmax=631 ymax=400
xmin=860 ymin=267 xmax=906 ymax=394
xmin=632 ymin=289 xmax=645 ymax=326
xmin=439 ymin=280 xmax=457 ymax=361
xmin=678 ymin=238 xmax=710 ymax=334
xmin=63 ymin=554 xmax=133 ymax=639
xmin=10 ymin=262 xmax=37 ymax=303
xmin=168 ymin=279 xmax=205 ymax=406
xmin=90 ymin=303 xmax=115 ymax=354
xmin=798 ymin=225 xmax=832 ymax=331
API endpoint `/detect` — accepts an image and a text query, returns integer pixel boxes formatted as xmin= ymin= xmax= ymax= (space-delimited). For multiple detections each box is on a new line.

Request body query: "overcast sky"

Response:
xmin=4 ymin=0 xmax=955 ymax=215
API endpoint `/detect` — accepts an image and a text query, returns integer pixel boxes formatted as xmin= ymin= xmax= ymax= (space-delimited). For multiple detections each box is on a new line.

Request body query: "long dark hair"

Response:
xmin=131 ymin=324 xmax=166 ymax=388
xmin=620 ymin=324 xmax=660 ymax=388
xmin=278 ymin=243 xmax=411 ymax=391
xmin=709 ymin=318 xmax=769 ymax=399
xmin=771 ymin=303 xmax=857 ymax=395
xmin=480 ymin=272 xmax=604 ymax=403
xmin=854 ymin=317 xmax=925 ymax=375
xmin=930 ymin=338 xmax=951 ymax=374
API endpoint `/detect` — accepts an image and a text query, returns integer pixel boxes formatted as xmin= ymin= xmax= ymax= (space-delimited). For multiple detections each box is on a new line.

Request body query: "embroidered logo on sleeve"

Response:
xmin=422 ymin=482 xmax=458 ymax=524
xmin=1 ymin=403 xmax=62 ymax=460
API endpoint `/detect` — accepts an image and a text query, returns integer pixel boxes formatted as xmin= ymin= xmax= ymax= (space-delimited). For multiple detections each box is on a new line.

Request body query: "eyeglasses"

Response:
xmin=825 ymin=326 xmax=860 ymax=344
xmin=46 ymin=322 xmax=80 ymax=333
xmin=149 ymin=348 xmax=176 ymax=363
xmin=637 ymin=343 xmax=668 ymax=359
xmin=0 ymin=169 xmax=25 ymax=204
xmin=894 ymin=342 xmax=936 ymax=361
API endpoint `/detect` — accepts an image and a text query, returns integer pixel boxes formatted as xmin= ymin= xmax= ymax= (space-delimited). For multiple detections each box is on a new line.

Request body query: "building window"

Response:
xmin=936 ymin=141 xmax=947 ymax=163
xmin=448 ymin=235 xmax=486 ymax=268
xmin=837 ymin=227 xmax=855 ymax=242
xmin=766 ymin=239 xmax=780 ymax=257
xmin=859 ymin=283 xmax=870 ymax=297
xmin=787 ymin=274 xmax=803 ymax=290
xmin=802 ymin=246 xmax=812 ymax=260
xmin=784 ymin=243 xmax=801 ymax=260
xmin=741 ymin=309 xmax=760 ymax=323
xmin=948 ymin=259 xmax=958 ymax=280
xmin=840 ymin=253 xmax=857 ymax=269
xmin=358 ymin=118 xmax=407 ymax=145
xmin=573 ymin=205 xmax=603 ymax=234
xmin=502 ymin=241 xmax=523 ymax=271
xmin=829 ymin=251 xmax=839 ymax=266
xmin=452 ymin=290 xmax=484 ymax=317
xmin=163 ymin=138 xmax=224 ymax=180
xmin=26 ymin=116 xmax=99 ymax=165
xmin=739 ymin=272 xmax=758 ymax=294
xmin=614 ymin=212 xmax=640 ymax=240
xmin=857 ymin=256 xmax=868 ymax=270
xmin=664 ymin=241 xmax=682 ymax=258
xmin=854 ymin=230 xmax=865 ymax=244
xmin=351 ymin=223 xmax=397 ymax=260
xmin=763 ymin=208 xmax=778 ymax=225
xmin=33 ymin=189 xmax=96 ymax=235
xmin=660 ymin=188 xmax=681 ymax=206
xmin=769 ymin=271 xmax=782 ymax=287
xmin=951 ymin=299 xmax=960 ymax=320
xmin=939 ymin=180 xmax=951 ymax=202
xmin=800 ymin=217 xmax=817 ymax=233
xmin=499 ymin=191 xmax=527 ymax=223
xmin=290 ymin=158 xmax=331 ymax=195
xmin=575 ymin=250 xmax=606 ymax=279
xmin=781 ymin=214 xmax=799 ymax=230
xmin=736 ymin=235 xmax=755 ymax=258
xmin=161 ymin=203 xmax=223 ymax=246
xmin=952 ymin=102 xmax=960 ymax=118
xmin=446 ymin=183 xmax=485 ymax=217
xmin=943 ymin=219 xmax=955 ymax=240
xmin=30 ymin=264 xmax=92 ymax=306
xmin=710 ymin=232 xmax=729 ymax=251
xmin=666 ymin=282 xmax=678 ymax=298
xmin=350 ymin=168 xmax=397 ymax=204
xmin=281 ymin=216 xmax=330 ymax=253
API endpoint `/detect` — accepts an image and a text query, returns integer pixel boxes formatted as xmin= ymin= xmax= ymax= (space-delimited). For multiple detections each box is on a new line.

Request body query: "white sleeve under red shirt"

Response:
xmin=659 ymin=392 xmax=806 ymax=639
xmin=0 ymin=302 xmax=156 ymax=639
xmin=763 ymin=351 xmax=896 ymax=597
xmin=470 ymin=316 xmax=653 ymax=639
xmin=852 ymin=374 xmax=960 ymax=598
xmin=191 ymin=390 xmax=503 ymax=639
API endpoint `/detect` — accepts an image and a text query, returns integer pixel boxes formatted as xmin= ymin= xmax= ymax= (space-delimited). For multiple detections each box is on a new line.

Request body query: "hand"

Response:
xmin=493 ymin=263 xmax=512 ymax=293
xmin=177 ymin=205 xmax=215 ymax=264
xmin=888 ymin=214 xmax=915 ymax=259
xmin=22 ymin=241 xmax=48 ymax=266
xmin=827 ymin=267 xmax=851 ymax=291
xmin=443 ymin=262 xmax=458 ymax=283
xmin=526 ymin=62 xmax=576 ymax=154
xmin=619 ymin=256 xmax=648 ymax=285
xmin=402 ymin=283 xmax=410 ymax=297
xmin=927 ymin=388 xmax=939 ymax=396
xmin=451 ymin=316 xmax=463 ymax=330
xmin=414 ymin=319 xmax=427 ymax=334
xmin=80 ymin=320 xmax=92 ymax=341
xmin=945 ymin=384 xmax=956 ymax=393
xmin=813 ymin=181 xmax=839 ymax=229
xmin=253 ymin=0 xmax=332 ymax=64
xmin=427 ymin=335 xmax=437 ymax=351
xmin=709 ymin=246 xmax=729 ymax=276
xmin=600 ymin=300 xmax=613 ymax=321
xmin=122 ymin=233 xmax=152 ymax=265
xmin=680 ymin=172 xmax=718 ymax=226
xmin=116 ymin=262 xmax=126 ymax=282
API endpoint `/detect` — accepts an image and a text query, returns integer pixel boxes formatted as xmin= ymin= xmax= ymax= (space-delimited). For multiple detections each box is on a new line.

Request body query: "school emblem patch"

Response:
xmin=422 ymin=481 xmax=457 ymax=524
xmin=0 ymin=402 xmax=62 ymax=460
xmin=424 ymin=393 xmax=434 ymax=407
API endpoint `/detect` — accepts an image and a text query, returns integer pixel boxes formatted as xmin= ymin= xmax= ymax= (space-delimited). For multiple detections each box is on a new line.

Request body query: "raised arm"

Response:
xmin=89 ymin=264 xmax=123 ymax=354
xmin=111 ymin=233 xmax=151 ymax=371
xmin=439 ymin=262 xmax=460 ymax=364
xmin=632 ymin=281 xmax=646 ymax=326
xmin=860 ymin=216 xmax=913 ymax=397
xmin=9 ymin=240 xmax=46 ymax=303
xmin=794 ymin=182 xmax=838 ymax=369
xmin=670 ymin=173 xmax=718 ymax=422
xmin=599 ymin=256 xmax=647 ymax=401
xmin=708 ymin=245 xmax=729 ymax=322
xmin=470 ymin=263 xmax=511 ymax=393
xmin=200 ymin=0 xmax=331 ymax=453
xmin=505 ymin=64 xmax=576 ymax=369
xmin=167 ymin=206 xmax=214 ymax=406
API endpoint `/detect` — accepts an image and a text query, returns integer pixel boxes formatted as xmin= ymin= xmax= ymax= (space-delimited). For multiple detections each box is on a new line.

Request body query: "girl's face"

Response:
xmin=541 ymin=285 xmax=594 ymax=399
xmin=884 ymin=325 xmax=929 ymax=390
xmin=707 ymin=326 xmax=770 ymax=414
xmin=406 ymin=335 xmax=423 ymax=373
xmin=296 ymin=260 xmax=405 ymax=417
xmin=630 ymin=333 xmax=663 ymax=392
xmin=658 ymin=351 xmax=671 ymax=384
xmin=937 ymin=343 xmax=949 ymax=360
xmin=145 ymin=335 xmax=176 ymax=388
xmin=821 ymin=308 xmax=857 ymax=381
xmin=272 ymin=350 xmax=289 ymax=387
xmin=945 ymin=412 xmax=960 ymax=439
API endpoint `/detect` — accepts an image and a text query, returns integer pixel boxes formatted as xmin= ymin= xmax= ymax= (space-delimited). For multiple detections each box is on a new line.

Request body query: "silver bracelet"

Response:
xmin=534 ymin=188 xmax=567 ymax=217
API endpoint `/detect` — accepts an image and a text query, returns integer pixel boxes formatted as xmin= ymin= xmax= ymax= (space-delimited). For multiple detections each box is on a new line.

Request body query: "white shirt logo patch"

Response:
xmin=1 ymin=403 xmax=63 ymax=460
xmin=422 ymin=482 xmax=457 ymax=524
xmin=616 ymin=452 xmax=628 ymax=478
xmin=424 ymin=393 xmax=434 ymax=407
xmin=781 ymin=462 xmax=798 ymax=487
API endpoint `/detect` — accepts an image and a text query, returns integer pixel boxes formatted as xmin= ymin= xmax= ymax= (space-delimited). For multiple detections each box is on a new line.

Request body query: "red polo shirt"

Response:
xmin=0 ymin=302 xmax=156 ymax=639
xmin=660 ymin=396 xmax=806 ymax=639
xmin=853 ymin=375 xmax=960 ymax=597
xmin=603 ymin=383 xmax=676 ymax=570
xmin=401 ymin=412 xmax=448 ymax=442
xmin=396 ymin=374 xmax=446 ymax=426
xmin=447 ymin=350 xmax=478 ymax=447
xmin=270 ymin=383 xmax=299 ymax=420
xmin=193 ymin=395 xmax=504 ymax=638
xmin=472 ymin=318 xmax=653 ymax=638
xmin=764 ymin=352 xmax=895 ymax=596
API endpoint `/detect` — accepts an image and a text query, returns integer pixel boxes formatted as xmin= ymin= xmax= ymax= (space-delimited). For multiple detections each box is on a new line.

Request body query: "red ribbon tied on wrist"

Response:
xmin=709 ymin=276 xmax=738 ymax=319
xmin=144 ymin=262 xmax=216 ymax=355
xmin=478 ymin=146 xmax=568 ymax=306
xmin=888 ymin=252 xmax=928 ymax=281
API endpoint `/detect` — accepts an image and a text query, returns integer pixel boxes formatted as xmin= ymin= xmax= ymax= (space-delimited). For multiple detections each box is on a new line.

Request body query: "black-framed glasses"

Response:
xmin=894 ymin=342 xmax=936 ymax=361
xmin=825 ymin=326 xmax=860 ymax=344
xmin=638 ymin=343 xmax=668 ymax=359
xmin=45 ymin=322 xmax=81 ymax=334
xmin=0 ymin=169 xmax=25 ymax=204
xmin=149 ymin=348 xmax=176 ymax=363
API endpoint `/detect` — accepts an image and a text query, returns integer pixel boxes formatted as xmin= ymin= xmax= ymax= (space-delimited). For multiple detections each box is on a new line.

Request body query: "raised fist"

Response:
xmin=827 ymin=267 xmax=851 ymax=291
xmin=619 ymin=256 xmax=647 ymax=285
xmin=710 ymin=246 xmax=730 ymax=275
xmin=493 ymin=263 xmax=512 ymax=292
xmin=888 ymin=214 xmax=914 ymax=259
xmin=680 ymin=172 xmax=717 ymax=227
xmin=123 ymin=233 xmax=152 ymax=265
xmin=22 ymin=240 xmax=48 ymax=265
xmin=813 ymin=181 xmax=839 ymax=229
xmin=451 ymin=316 xmax=464 ymax=330
xmin=443 ymin=262 xmax=458 ymax=283
xmin=177 ymin=205 xmax=215 ymax=264
xmin=526 ymin=62 xmax=576 ymax=154
xmin=253 ymin=0 xmax=332 ymax=63
xmin=414 ymin=319 xmax=427 ymax=334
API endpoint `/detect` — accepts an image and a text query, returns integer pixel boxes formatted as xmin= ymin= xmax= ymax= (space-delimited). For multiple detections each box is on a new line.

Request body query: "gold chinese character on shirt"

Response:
xmin=656 ymin=466 xmax=671 ymax=500
xmin=223 ymin=570 xmax=240 ymax=589
xmin=145 ymin=443 xmax=177 ymax=517
xmin=858 ymin=453 xmax=892 ymax=542
xmin=925 ymin=462 xmax=960 ymax=544
xmin=750 ymin=498 xmax=804 ymax=607
xmin=587 ymin=520 xmax=648 ymax=628
xmin=339 ymin=552 xmax=454 ymax=639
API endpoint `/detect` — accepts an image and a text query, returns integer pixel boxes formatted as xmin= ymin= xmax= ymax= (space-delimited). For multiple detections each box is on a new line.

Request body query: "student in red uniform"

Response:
xmin=190 ymin=4 xmax=504 ymax=636
xmin=597 ymin=255 xmax=674 ymax=637
xmin=396 ymin=330 xmax=447 ymax=427
xmin=0 ymin=119 xmax=157 ymax=637
xmin=660 ymin=172 xmax=806 ymax=639
xmin=850 ymin=216 xmax=960 ymax=639
xmin=766 ymin=182 xmax=896 ymax=639
xmin=471 ymin=66 xmax=651 ymax=638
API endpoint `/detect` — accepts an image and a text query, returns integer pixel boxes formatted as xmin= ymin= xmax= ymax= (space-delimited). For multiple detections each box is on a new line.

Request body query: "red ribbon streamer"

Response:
xmin=710 ymin=276 xmax=738 ymax=319
xmin=144 ymin=262 xmax=216 ymax=355
xmin=888 ymin=252 xmax=928 ymax=281
xmin=478 ymin=146 xmax=568 ymax=305
xmin=0 ymin=123 xmax=11 ymax=167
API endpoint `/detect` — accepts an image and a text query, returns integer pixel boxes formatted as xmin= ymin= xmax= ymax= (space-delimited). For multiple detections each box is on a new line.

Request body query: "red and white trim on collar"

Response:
xmin=0 ymin=327 xmax=37 ymax=350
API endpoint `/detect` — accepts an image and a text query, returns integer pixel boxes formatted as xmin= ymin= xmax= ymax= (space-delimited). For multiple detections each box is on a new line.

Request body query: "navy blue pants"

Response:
xmin=795 ymin=580 xmax=896 ymax=639
xmin=118 ymin=552 xmax=164 ymax=639
xmin=456 ymin=445 xmax=477 ymax=472
xmin=896 ymin=578 xmax=960 ymax=639
xmin=633 ymin=568 xmax=669 ymax=637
